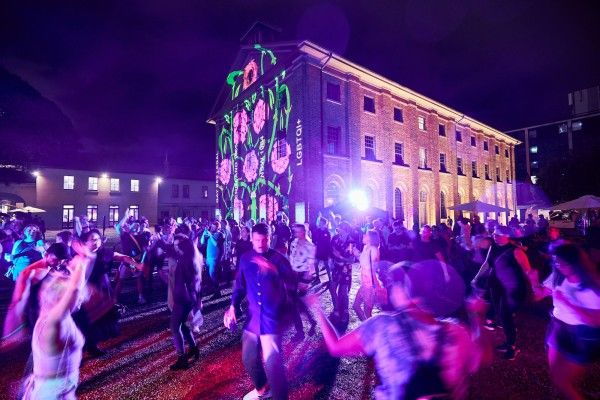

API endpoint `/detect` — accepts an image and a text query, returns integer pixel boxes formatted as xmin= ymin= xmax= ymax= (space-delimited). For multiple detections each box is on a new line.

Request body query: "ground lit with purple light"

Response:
xmin=1 ymin=269 xmax=599 ymax=400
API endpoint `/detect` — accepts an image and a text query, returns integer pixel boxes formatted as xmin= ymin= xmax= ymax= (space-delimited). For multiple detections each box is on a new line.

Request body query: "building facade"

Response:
xmin=210 ymin=39 xmax=519 ymax=227
xmin=0 ymin=166 xmax=215 ymax=229
xmin=158 ymin=178 xmax=215 ymax=221
xmin=509 ymin=110 xmax=600 ymax=210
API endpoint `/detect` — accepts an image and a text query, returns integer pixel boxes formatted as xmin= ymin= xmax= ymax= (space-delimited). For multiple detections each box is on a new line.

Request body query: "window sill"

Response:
xmin=109 ymin=191 xmax=121 ymax=196
xmin=326 ymin=97 xmax=341 ymax=104
xmin=324 ymin=153 xmax=350 ymax=159
xmin=418 ymin=167 xmax=432 ymax=171
xmin=457 ymin=173 xmax=466 ymax=176
xmin=439 ymin=169 xmax=451 ymax=174
xmin=362 ymin=157 xmax=383 ymax=164
xmin=393 ymin=162 xmax=409 ymax=168
xmin=86 ymin=190 xmax=99 ymax=195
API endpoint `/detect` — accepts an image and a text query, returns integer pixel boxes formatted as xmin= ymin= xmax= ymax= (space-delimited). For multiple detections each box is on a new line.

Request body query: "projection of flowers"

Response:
xmin=217 ymin=44 xmax=293 ymax=221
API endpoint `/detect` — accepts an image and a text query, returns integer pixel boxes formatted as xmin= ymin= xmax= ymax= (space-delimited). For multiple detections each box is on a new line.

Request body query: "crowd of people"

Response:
xmin=1 ymin=209 xmax=600 ymax=399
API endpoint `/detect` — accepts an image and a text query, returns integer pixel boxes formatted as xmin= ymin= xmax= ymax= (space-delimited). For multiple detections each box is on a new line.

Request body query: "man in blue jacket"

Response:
xmin=224 ymin=223 xmax=296 ymax=400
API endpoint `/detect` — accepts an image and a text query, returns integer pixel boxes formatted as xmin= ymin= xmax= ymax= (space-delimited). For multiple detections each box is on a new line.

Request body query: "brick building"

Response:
xmin=209 ymin=36 xmax=519 ymax=227
xmin=0 ymin=165 xmax=215 ymax=229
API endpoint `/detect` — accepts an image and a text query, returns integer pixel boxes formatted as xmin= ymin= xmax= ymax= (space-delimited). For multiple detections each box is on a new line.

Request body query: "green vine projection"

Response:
xmin=217 ymin=44 xmax=293 ymax=222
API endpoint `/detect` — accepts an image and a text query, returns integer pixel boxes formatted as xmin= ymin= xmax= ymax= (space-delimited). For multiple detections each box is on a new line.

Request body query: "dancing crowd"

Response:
xmin=1 ymin=209 xmax=600 ymax=400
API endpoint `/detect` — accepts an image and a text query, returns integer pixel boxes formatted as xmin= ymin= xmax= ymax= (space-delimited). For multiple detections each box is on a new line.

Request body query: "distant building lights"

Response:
xmin=155 ymin=177 xmax=163 ymax=184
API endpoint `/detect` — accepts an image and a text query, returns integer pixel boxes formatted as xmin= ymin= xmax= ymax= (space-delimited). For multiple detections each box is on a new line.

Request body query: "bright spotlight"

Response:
xmin=101 ymin=173 xmax=108 ymax=179
xmin=31 ymin=170 xmax=40 ymax=177
xmin=155 ymin=177 xmax=163 ymax=184
xmin=349 ymin=189 xmax=369 ymax=211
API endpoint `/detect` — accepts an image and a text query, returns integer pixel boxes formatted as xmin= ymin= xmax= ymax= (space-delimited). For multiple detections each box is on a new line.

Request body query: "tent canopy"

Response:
xmin=9 ymin=206 xmax=46 ymax=213
xmin=447 ymin=200 xmax=510 ymax=213
xmin=550 ymin=195 xmax=600 ymax=210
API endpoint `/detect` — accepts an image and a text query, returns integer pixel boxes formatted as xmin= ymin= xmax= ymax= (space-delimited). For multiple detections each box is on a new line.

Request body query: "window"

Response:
xmin=472 ymin=161 xmax=478 ymax=178
xmin=470 ymin=136 xmax=476 ymax=147
xmin=456 ymin=130 xmax=462 ymax=142
xmin=394 ymin=188 xmax=404 ymax=220
xmin=363 ymin=96 xmax=375 ymax=113
xmin=183 ymin=184 xmax=190 ymax=199
xmin=439 ymin=153 xmax=447 ymax=172
xmin=129 ymin=205 xmax=139 ymax=220
xmin=172 ymin=184 xmax=179 ymax=198
xmin=394 ymin=143 xmax=404 ymax=165
xmin=326 ymin=82 xmax=341 ymax=102
xmin=440 ymin=192 xmax=447 ymax=219
xmin=418 ymin=116 xmax=426 ymax=131
xmin=393 ymin=107 xmax=404 ymax=123
xmin=418 ymin=147 xmax=428 ymax=169
xmin=530 ymin=146 xmax=538 ymax=154
xmin=130 ymin=179 xmax=139 ymax=192
xmin=62 ymin=205 xmax=74 ymax=228
xmin=419 ymin=191 xmax=427 ymax=202
xmin=457 ymin=157 xmax=464 ymax=175
xmin=364 ymin=135 xmax=376 ymax=160
xmin=484 ymin=164 xmax=490 ymax=180
xmin=495 ymin=145 xmax=500 ymax=155
xmin=496 ymin=167 xmax=501 ymax=181
xmin=110 ymin=178 xmax=120 ymax=192
xmin=202 ymin=185 xmax=208 ymax=199
xmin=108 ymin=206 xmax=119 ymax=227
xmin=63 ymin=175 xmax=74 ymax=190
xmin=88 ymin=177 xmax=98 ymax=191
xmin=326 ymin=126 xmax=341 ymax=155
xmin=483 ymin=140 xmax=489 ymax=151
xmin=275 ymin=138 xmax=287 ymax=158
xmin=506 ymin=169 xmax=511 ymax=183
xmin=326 ymin=182 xmax=340 ymax=205
xmin=505 ymin=148 xmax=509 ymax=158
xmin=438 ymin=124 xmax=446 ymax=137
xmin=86 ymin=205 xmax=98 ymax=222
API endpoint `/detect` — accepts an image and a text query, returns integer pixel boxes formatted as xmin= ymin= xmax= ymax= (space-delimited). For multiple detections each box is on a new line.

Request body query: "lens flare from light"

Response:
xmin=349 ymin=189 xmax=369 ymax=211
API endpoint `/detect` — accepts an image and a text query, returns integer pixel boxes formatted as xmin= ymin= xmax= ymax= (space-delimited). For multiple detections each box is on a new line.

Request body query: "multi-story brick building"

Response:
xmin=0 ymin=165 xmax=215 ymax=229
xmin=209 ymin=35 xmax=519 ymax=227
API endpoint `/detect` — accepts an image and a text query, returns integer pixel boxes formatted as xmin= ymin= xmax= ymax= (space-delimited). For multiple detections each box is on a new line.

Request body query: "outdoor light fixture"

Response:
xmin=31 ymin=170 xmax=40 ymax=177
xmin=155 ymin=177 xmax=163 ymax=184
xmin=101 ymin=173 xmax=108 ymax=178
xmin=349 ymin=189 xmax=369 ymax=211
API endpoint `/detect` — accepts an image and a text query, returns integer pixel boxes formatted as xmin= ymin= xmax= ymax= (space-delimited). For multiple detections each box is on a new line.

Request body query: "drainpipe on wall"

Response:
xmin=318 ymin=52 xmax=333 ymax=222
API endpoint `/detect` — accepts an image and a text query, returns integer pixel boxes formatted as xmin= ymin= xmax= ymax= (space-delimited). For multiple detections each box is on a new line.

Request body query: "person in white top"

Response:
xmin=353 ymin=230 xmax=381 ymax=321
xmin=22 ymin=240 xmax=95 ymax=400
xmin=533 ymin=241 xmax=600 ymax=400
xmin=288 ymin=224 xmax=317 ymax=340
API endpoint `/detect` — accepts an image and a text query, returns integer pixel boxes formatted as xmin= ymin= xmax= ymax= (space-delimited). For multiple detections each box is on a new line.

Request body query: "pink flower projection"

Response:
xmin=259 ymin=194 xmax=279 ymax=221
xmin=218 ymin=158 xmax=231 ymax=185
xmin=233 ymin=197 xmax=244 ymax=218
xmin=233 ymin=109 xmax=248 ymax=145
xmin=243 ymin=60 xmax=259 ymax=90
xmin=252 ymin=99 xmax=267 ymax=134
xmin=243 ymin=150 xmax=259 ymax=182
xmin=270 ymin=139 xmax=291 ymax=174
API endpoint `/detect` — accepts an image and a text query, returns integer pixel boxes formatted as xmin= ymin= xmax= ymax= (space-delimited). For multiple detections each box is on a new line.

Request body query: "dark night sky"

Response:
xmin=1 ymin=1 xmax=598 ymax=177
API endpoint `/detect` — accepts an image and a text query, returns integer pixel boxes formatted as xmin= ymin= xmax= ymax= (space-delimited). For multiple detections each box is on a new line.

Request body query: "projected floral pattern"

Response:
xmin=216 ymin=44 xmax=293 ymax=222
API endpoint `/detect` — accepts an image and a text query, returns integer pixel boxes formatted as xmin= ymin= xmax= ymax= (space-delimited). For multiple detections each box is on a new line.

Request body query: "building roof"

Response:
xmin=208 ymin=39 xmax=520 ymax=146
